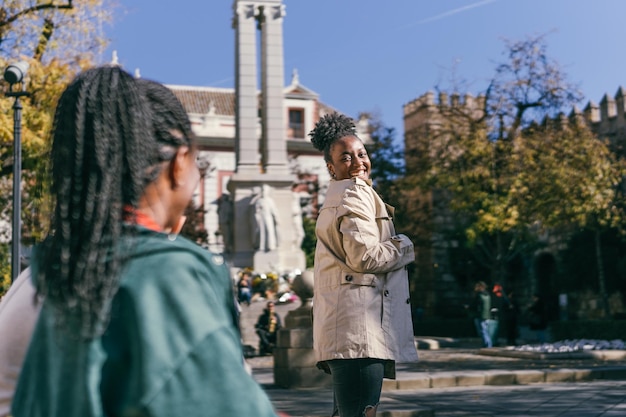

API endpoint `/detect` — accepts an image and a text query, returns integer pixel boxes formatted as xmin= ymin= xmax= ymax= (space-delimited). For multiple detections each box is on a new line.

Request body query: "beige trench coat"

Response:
xmin=312 ymin=178 xmax=418 ymax=379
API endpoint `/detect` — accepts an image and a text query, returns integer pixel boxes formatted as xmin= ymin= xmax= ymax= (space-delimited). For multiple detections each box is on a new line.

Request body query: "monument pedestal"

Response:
xmin=228 ymin=174 xmax=306 ymax=272
xmin=273 ymin=271 xmax=331 ymax=388
xmin=253 ymin=250 xmax=280 ymax=273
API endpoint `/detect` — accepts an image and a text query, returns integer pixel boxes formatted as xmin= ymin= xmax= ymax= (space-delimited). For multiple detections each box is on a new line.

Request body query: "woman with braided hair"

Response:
xmin=11 ymin=66 xmax=279 ymax=417
xmin=309 ymin=112 xmax=418 ymax=417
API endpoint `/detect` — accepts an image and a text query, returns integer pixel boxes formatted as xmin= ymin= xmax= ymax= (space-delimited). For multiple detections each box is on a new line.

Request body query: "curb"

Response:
xmin=382 ymin=365 xmax=626 ymax=391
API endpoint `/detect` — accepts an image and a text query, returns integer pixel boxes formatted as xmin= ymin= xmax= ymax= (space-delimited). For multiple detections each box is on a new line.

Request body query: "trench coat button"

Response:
xmin=345 ymin=275 xmax=353 ymax=282
xmin=384 ymin=290 xmax=389 ymax=297
xmin=406 ymin=298 xmax=410 ymax=304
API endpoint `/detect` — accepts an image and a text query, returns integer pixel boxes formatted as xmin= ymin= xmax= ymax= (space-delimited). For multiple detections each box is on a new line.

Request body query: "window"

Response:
xmin=288 ymin=108 xmax=305 ymax=138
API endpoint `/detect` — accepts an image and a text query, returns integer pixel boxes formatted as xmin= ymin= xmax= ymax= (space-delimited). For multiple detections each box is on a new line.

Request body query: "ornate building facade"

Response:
xmin=167 ymin=69 xmax=370 ymax=255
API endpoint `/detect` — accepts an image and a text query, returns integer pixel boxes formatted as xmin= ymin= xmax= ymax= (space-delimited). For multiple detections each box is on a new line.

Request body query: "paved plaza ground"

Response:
xmin=240 ymin=297 xmax=626 ymax=417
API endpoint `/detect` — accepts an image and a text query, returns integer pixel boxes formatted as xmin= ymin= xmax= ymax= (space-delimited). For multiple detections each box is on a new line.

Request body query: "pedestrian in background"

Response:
xmin=237 ymin=270 xmax=253 ymax=306
xmin=490 ymin=282 xmax=506 ymax=346
xmin=255 ymin=301 xmax=282 ymax=355
xmin=309 ymin=112 xmax=418 ymax=417
xmin=11 ymin=66 xmax=279 ymax=417
xmin=470 ymin=281 xmax=495 ymax=348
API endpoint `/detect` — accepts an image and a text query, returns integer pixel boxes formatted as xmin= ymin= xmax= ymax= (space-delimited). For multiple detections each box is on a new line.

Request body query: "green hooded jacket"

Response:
xmin=12 ymin=227 xmax=278 ymax=417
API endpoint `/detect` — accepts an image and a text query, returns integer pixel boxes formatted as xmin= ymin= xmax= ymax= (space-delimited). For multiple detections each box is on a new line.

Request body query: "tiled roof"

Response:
xmin=318 ymin=101 xmax=338 ymax=115
xmin=167 ymin=85 xmax=236 ymax=116
xmin=167 ymin=84 xmax=337 ymax=119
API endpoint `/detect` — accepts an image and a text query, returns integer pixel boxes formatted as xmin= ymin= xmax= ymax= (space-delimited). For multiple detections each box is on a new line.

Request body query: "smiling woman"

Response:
xmin=308 ymin=112 xmax=418 ymax=417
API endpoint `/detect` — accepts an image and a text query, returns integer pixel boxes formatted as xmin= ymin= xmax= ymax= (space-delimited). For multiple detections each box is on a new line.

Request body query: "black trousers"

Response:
xmin=256 ymin=329 xmax=277 ymax=354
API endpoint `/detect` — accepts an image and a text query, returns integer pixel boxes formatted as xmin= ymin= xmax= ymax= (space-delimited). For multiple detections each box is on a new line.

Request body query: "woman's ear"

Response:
xmin=326 ymin=162 xmax=335 ymax=179
xmin=169 ymin=145 xmax=191 ymax=189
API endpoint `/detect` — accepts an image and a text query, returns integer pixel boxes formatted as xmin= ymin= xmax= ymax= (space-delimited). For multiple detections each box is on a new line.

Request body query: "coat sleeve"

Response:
xmin=339 ymin=187 xmax=414 ymax=274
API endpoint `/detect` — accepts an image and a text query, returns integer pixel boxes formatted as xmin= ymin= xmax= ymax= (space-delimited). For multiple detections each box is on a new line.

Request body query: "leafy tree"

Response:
xmin=179 ymin=202 xmax=209 ymax=247
xmin=364 ymin=111 xmax=441 ymax=311
xmin=403 ymin=33 xmax=621 ymax=299
xmin=0 ymin=1 xmax=110 ymax=64
xmin=364 ymin=111 xmax=405 ymax=202
xmin=0 ymin=244 xmax=10 ymax=295
xmin=518 ymin=122 xmax=623 ymax=315
xmin=486 ymin=33 xmax=582 ymax=140
xmin=301 ymin=216 xmax=316 ymax=269
xmin=364 ymin=111 xmax=433 ymax=245
xmin=517 ymin=122 xmax=622 ymax=231
xmin=0 ymin=0 xmax=112 ymax=292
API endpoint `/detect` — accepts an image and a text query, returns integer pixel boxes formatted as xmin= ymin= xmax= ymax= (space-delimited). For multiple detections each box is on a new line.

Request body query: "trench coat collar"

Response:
xmin=330 ymin=177 xmax=373 ymax=187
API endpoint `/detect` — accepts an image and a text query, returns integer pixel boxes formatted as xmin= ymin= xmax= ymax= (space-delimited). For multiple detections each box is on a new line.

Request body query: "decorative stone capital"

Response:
xmin=234 ymin=3 xmax=256 ymax=20
xmin=256 ymin=4 xmax=285 ymax=21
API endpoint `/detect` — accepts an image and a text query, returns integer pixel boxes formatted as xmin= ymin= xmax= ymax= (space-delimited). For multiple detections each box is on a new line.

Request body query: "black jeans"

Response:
xmin=256 ymin=329 xmax=277 ymax=354
xmin=326 ymin=358 xmax=384 ymax=417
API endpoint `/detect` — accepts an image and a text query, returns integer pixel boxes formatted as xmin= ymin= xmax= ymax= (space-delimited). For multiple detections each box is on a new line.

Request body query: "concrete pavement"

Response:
xmin=240 ymin=297 xmax=626 ymax=417
xmin=255 ymin=375 xmax=626 ymax=417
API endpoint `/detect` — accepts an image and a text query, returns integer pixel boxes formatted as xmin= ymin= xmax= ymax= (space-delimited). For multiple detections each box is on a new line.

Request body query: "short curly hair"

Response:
xmin=308 ymin=112 xmax=358 ymax=162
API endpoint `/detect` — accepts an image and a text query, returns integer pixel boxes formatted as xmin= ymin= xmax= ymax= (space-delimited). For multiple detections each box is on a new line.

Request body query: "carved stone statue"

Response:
xmin=249 ymin=185 xmax=279 ymax=251
xmin=292 ymin=193 xmax=304 ymax=250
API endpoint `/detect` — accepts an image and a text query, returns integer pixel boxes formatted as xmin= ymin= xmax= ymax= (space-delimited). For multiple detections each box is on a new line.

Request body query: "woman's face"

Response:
xmin=180 ymin=148 xmax=201 ymax=205
xmin=327 ymin=135 xmax=371 ymax=181
xmin=168 ymin=143 xmax=201 ymax=231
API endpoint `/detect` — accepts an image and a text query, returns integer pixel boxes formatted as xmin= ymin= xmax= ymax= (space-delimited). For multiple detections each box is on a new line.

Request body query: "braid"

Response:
xmin=136 ymin=78 xmax=195 ymax=182
xmin=36 ymin=66 xmax=157 ymax=338
xmin=308 ymin=112 xmax=358 ymax=162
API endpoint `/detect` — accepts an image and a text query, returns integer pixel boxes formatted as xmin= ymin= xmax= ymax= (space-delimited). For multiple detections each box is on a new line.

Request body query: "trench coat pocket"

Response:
xmin=340 ymin=271 xmax=377 ymax=286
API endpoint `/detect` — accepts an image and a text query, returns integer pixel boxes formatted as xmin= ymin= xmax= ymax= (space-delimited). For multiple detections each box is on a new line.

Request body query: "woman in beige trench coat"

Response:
xmin=309 ymin=113 xmax=418 ymax=417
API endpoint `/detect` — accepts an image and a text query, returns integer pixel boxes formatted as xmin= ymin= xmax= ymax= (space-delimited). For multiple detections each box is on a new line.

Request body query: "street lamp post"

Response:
xmin=4 ymin=61 xmax=29 ymax=283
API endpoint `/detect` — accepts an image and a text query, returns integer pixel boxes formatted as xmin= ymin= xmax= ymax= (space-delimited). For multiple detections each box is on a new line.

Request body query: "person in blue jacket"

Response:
xmin=11 ymin=66 xmax=280 ymax=417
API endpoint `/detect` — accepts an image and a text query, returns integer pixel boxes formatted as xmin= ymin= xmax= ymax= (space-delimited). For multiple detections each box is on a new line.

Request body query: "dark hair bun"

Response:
xmin=308 ymin=112 xmax=357 ymax=152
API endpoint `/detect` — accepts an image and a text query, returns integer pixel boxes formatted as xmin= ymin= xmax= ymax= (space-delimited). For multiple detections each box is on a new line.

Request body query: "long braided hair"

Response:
xmin=35 ymin=66 xmax=194 ymax=338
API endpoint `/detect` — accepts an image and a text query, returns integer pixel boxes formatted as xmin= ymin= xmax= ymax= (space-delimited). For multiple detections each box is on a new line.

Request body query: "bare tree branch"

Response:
xmin=0 ymin=2 xmax=73 ymax=30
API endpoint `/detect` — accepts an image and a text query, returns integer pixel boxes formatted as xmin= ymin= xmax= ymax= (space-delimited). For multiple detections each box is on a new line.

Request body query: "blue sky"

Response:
xmin=104 ymin=0 xmax=626 ymax=140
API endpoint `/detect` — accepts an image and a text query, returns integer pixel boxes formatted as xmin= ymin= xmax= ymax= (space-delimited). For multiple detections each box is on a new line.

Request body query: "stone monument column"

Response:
xmin=259 ymin=2 xmax=289 ymax=177
xmin=232 ymin=1 xmax=259 ymax=176
xmin=229 ymin=0 xmax=305 ymax=273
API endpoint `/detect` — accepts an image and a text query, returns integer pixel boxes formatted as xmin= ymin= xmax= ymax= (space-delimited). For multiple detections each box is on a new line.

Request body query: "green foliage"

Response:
xmin=0 ymin=244 xmax=10 ymax=298
xmin=0 ymin=1 xmax=112 ymax=278
xmin=516 ymin=124 xmax=622 ymax=231
xmin=301 ymin=216 xmax=317 ymax=269
xmin=179 ymin=202 xmax=208 ymax=246
xmin=558 ymin=228 xmax=626 ymax=294
xmin=401 ymin=33 xmax=623 ymax=286
xmin=0 ymin=58 xmax=81 ymax=274
xmin=0 ymin=0 xmax=112 ymax=66
xmin=363 ymin=112 xmax=433 ymax=247
xmin=365 ymin=112 xmax=405 ymax=203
